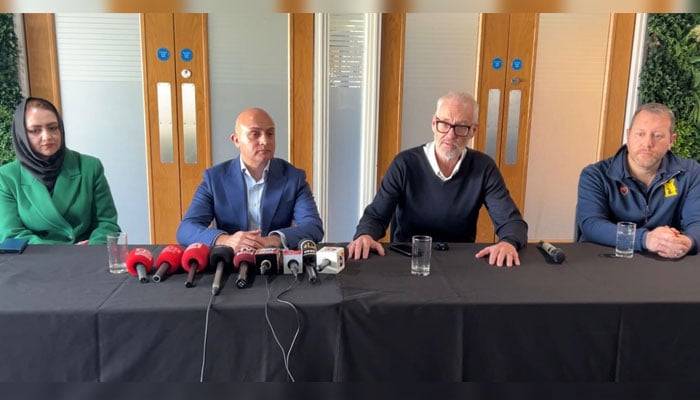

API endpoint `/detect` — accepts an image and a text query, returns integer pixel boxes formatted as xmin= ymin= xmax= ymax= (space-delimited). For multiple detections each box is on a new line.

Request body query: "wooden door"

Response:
xmin=141 ymin=13 xmax=211 ymax=244
xmin=474 ymin=13 xmax=538 ymax=243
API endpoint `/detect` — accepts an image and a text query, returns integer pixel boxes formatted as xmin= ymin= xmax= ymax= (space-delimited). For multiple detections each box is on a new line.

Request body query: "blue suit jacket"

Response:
xmin=176 ymin=157 xmax=324 ymax=249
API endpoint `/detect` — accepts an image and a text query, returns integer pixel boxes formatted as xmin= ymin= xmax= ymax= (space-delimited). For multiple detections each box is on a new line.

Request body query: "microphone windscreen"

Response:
xmin=233 ymin=248 xmax=255 ymax=269
xmin=210 ymin=245 xmax=234 ymax=266
xmin=155 ymin=245 xmax=184 ymax=274
xmin=126 ymin=248 xmax=154 ymax=275
xmin=551 ymin=250 xmax=566 ymax=263
xmin=181 ymin=243 xmax=210 ymax=272
xmin=538 ymin=241 xmax=566 ymax=263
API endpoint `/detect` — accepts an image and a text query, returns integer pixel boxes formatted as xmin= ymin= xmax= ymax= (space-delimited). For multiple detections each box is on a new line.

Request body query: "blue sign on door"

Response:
xmin=180 ymin=48 xmax=193 ymax=62
xmin=492 ymin=57 xmax=503 ymax=70
xmin=157 ymin=48 xmax=170 ymax=61
xmin=512 ymin=58 xmax=523 ymax=71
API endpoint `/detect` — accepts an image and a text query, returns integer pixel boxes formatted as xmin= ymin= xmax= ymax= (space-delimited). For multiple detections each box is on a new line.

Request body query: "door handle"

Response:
xmin=485 ymin=88 xmax=501 ymax=159
xmin=156 ymin=82 xmax=174 ymax=164
xmin=505 ymin=89 xmax=522 ymax=165
xmin=181 ymin=83 xmax=198 ymax=164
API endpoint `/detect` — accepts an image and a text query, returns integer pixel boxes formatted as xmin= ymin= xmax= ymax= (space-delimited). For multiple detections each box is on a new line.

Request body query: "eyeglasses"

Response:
xmin=434 ymin=118 xmax=475 ymax=137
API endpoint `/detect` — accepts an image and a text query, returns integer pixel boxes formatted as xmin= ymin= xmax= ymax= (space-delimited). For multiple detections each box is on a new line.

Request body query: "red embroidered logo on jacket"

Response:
xmin=619 ymin=186 xmax=629 ymax=196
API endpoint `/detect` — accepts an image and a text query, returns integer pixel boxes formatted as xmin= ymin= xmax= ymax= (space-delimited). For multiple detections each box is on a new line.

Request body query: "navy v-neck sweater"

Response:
xmin=354 ymin=145 xmax=527 ymax=248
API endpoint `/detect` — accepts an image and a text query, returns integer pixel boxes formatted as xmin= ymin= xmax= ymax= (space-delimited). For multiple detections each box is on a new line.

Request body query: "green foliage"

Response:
xmin=673 ymin=119 xmax=700 ymax=160
xmin=0 ymin=13 xmax=22 ymax=166
xmin=0 ymin=104 xmax=13 ymax=164
xmin=638 ymin=14 xmax=700 ymax=160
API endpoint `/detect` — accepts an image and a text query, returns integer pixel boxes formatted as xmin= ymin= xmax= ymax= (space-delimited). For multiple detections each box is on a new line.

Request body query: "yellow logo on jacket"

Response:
xmin=664 ymin=178 xmax=678 ymax=197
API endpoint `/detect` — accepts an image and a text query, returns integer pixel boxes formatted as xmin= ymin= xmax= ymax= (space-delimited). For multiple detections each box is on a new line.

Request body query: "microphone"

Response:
xmin=209 ymin=245 xmax=234 ymax=295
xmin=181 ymin=243 xmax=210 ymax=287
xmin=538 ymin=240 xmax=566 ymax=264
xmin=126 ymin=248 xmax=154 ymax=283
xmin=282 ymin=249 xmax=302 ymax=276
xmin=306 ymin=262 xmax=318 ymax=283
xmin=233 ymin=247 xmax=255 ymax=288
xmin=152 ymin=245 xmax=183 ymax=283
xmin=254 ymin=247 xmax=281 ymax=275
xmin=316 ymin=246 xmax=346 ymax=274
xmin=299 ymin=239 xmax=319 ymax=283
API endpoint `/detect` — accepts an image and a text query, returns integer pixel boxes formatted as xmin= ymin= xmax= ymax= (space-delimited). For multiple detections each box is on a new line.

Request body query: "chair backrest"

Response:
xmin=573 ymin=208 xmax=582 ymax=242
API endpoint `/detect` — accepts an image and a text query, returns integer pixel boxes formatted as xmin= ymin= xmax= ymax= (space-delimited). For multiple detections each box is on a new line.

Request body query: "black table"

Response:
xmin=0 ymin=242 xmax=699 ymax=381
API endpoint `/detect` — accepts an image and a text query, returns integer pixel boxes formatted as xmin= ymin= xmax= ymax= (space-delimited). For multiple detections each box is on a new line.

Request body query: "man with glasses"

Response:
xmin=347 ymin=91 xmax=527 ymax=267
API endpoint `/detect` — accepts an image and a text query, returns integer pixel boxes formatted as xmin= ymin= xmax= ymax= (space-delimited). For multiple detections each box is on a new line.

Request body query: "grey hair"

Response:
xmin=436 ymin=91 xmax=479 ymax=116
xmin=630 ymin=102 xmax=676 ymax=133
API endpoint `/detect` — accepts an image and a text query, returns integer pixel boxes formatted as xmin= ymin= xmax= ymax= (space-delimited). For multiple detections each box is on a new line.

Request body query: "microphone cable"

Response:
xmin=264 ymin=275 xmax=301 ymax=382
xmin=199 ymin=291 xmax=216 ymax=382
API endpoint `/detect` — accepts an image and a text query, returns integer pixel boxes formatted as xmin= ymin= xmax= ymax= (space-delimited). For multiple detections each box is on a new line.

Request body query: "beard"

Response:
xmin=436 ymin=141 xmax=464 ymax=161
xmin=629 ymin=151 xmax=662 ymax=171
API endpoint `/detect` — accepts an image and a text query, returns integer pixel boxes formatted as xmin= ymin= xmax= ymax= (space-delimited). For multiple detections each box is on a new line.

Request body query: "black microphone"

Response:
xmin=538 ymin=241 xmax=566 ymax=264
xmin=306 ymin=261 xmax=318 ymax=284
xmin=299 ymin=239 xmax=319 ymax=284
xmin=255 ymin=248 xmax=281 ymax=275
xmin=209 ymin=245 xmax=234 ymax=295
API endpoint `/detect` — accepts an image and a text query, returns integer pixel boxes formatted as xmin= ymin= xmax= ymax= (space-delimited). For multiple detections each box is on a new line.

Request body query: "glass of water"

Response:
xmin=107 ymin=232 xmax=128 ymax=273
xmin=411 ymin=235 xmax=432 ymax=276
xmin=615 ymin=222 xmax=636 ymax=258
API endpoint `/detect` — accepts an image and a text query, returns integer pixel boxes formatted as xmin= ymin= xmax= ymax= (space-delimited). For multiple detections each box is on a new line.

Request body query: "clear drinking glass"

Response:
xmin=615 ymin=222 xmax=636 ymax=258
xmin=411 ymin=235 xmax=432 ymax=276
xmin=107 ymin=232 xmax=128 ymax=274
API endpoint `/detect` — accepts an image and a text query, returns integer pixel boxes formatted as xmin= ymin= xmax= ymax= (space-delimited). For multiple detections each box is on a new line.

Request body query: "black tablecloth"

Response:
xmin=1 ymin=242 xmax=699 ymax=381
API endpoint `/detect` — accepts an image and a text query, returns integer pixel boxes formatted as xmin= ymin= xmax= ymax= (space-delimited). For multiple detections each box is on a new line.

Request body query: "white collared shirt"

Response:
xmin=423 ymin=141 xmax=467 ymax=182
xmin=241 ymin=161 xmax=271 ymax=231
xmin=240 ymin=161 xmax=288 ymax=248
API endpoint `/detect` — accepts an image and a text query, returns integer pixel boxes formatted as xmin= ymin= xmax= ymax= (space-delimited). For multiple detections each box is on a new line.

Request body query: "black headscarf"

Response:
xmin=11 ymin=97 xmax=66 ymax=192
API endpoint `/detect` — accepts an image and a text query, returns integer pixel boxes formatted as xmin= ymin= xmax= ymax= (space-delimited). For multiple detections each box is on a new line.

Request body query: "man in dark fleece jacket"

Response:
xmin=347 ymin=91 xmax=528 ymax=267
xmin=577 ymin=102 xmax=700 ymax=258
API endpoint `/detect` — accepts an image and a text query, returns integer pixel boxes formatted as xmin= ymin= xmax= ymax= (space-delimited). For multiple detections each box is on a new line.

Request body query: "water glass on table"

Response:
xmin=107 ymin=232 xmax=128 ymax=273
xmin=615 ymin=222 xmax=636 ymax=258
xmin=411 ymin=235 xmax=432 ymax=276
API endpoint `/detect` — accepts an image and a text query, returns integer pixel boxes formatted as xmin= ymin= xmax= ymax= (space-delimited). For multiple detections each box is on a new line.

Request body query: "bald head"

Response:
xmin=231 ymin=107 xmax=276 ymax=174
xmin=235 ymin=108 xmax=274 ymax=134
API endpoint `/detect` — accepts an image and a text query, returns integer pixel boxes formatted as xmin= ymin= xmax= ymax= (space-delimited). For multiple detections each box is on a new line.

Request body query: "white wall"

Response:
xmin=55 ymin=14 xmax=150 ymax=244
xmin=524 ymin=14 xmax=612 ymax=241
xmin=401 ymin=13 xmax=480 ymax=151
xmin=207 ymin=13 xmax=289 ymax=165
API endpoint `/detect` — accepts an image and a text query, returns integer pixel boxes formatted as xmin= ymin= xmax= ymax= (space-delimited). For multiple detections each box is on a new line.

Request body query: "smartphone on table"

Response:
xmin=389 ymin=243 xmax=412 ymax=257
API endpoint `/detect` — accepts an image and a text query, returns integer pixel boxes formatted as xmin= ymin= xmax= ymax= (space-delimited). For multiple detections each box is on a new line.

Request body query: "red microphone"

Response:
xmin=152 ymin=245 xmax=184 ymax=283
xmin=126 ymin=248 xmax=154 ymax=283
xmin=233 ymin=247 xmax=255 ymax=288
xmin=181 ymin=243 xmax=210 ymax=288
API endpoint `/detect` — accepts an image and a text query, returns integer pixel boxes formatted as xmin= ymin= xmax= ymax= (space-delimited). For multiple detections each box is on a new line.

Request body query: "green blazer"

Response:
xmin=0 ymin=149 xmax=120 ymax=244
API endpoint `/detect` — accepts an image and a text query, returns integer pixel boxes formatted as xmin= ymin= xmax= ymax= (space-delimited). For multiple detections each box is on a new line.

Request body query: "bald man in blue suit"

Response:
xmin=176 ymin=108 xmax=323 ymax=251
